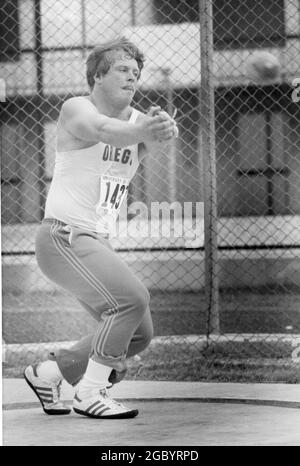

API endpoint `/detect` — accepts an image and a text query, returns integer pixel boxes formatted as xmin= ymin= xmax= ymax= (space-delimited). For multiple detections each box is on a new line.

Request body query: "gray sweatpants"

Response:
xmin=35 ymin=219 xmax=153 ymax=386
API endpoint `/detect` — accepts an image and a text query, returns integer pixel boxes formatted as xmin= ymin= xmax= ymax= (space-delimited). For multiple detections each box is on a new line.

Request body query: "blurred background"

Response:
xmin=1 ymin=0 xmax=300 ymax=382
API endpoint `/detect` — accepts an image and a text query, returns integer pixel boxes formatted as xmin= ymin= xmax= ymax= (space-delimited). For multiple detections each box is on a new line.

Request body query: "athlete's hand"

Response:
xmin=139 ymin=107 xmax=178 ymax=143
xmin=147 ymin=106 xmax=179 ymax=141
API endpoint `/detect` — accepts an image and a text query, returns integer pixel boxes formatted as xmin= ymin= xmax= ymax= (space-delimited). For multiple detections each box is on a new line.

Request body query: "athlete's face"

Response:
xmin=99 ymin=53 xmax=140 ymax=107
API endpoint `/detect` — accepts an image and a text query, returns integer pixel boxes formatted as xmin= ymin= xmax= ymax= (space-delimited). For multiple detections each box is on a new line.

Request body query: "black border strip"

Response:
xmin=2 ymin=244 xmax=300 ymax=256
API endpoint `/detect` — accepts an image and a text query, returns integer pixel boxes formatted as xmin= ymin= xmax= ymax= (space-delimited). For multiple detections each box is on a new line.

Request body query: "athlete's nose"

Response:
xmin=128 ymin=68 xmax=138 ymax=82
xmin=127 ymin=72 xmax=135 ymax=82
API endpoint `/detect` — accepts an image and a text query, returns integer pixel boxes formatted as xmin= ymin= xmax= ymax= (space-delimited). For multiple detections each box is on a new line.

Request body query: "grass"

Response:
xmin=123 ymin=341 xmax=300 ymax=384
xmin=3 ymin=288 xmax=300 ymax=343
xmin=3 ymin=340 xmax=300 ymax=383
xmin=3 ymin=288 xmax=300 ymax=382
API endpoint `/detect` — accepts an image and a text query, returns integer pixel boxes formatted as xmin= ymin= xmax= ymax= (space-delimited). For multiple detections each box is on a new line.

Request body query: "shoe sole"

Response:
xmin=23 ymin=369 xmax=71 ymax=415
xmin=73 ymin=407 xmax=139 ymax=419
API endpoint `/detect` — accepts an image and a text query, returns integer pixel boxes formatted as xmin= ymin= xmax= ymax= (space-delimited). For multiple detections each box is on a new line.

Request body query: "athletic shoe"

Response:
xmin=24 ymin=364 xmax=71 ymax=415
xmin=73 ymin=388 xmax=138 ymax=419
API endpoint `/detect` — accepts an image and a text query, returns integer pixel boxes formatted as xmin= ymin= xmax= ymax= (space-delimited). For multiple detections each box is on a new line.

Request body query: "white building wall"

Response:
xmin=1 ymin=0 xmax=299 ymax=97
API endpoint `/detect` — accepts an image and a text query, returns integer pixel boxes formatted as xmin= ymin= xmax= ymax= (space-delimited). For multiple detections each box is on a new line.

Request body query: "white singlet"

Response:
xmin=44 ymin=108 xmax=141 ymax=235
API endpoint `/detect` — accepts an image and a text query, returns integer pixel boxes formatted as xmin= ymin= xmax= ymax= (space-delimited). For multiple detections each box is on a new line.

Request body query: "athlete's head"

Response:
xmin=86 ymin=37 xmax=145 ymax=90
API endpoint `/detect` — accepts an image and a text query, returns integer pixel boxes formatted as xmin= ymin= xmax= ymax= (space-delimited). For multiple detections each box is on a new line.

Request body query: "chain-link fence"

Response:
xmin=1 ymin=0 xmax=300 ymax=382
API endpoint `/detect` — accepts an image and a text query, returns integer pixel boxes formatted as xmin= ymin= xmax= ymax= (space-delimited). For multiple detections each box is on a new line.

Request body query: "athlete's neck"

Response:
xmin=88 ymin=92 xmax=132 ymax=121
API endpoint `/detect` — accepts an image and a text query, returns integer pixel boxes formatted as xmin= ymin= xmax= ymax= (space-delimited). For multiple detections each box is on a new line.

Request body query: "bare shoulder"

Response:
xmin=60 ymin=96 xmax=96 ymax=118
xmin=57 ymin=97 xmax=97 ymax=150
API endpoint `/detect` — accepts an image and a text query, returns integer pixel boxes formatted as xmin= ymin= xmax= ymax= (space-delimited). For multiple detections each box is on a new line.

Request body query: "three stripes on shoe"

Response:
xmin=34 ymin=385 xmax=57 ymax=404
xmin=74 ymin=393 xmax=110 ymax=416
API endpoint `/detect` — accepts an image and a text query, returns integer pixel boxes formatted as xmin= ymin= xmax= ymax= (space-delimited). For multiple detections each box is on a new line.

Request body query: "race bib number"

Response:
xmin=97 ymin=174 xmax=129 ymax=213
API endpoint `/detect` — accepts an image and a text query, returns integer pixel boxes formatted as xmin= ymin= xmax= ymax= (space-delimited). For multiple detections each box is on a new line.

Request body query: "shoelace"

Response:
xmin=99 ymin=388 xmax=125 ymax=410
xmin=50 ymin=381 xmax=61 ymax=404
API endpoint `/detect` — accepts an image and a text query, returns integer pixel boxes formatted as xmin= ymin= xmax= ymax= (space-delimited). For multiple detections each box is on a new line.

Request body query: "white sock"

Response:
xmin=37 ymin=360 xmax=63 ymax=384
xmin=77 ymin=358 xmax=112 ymax=398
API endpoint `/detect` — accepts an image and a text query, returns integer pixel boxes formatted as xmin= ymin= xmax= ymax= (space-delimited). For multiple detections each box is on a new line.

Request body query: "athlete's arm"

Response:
xmin=60 ymin=97 xmax=174 ymax=147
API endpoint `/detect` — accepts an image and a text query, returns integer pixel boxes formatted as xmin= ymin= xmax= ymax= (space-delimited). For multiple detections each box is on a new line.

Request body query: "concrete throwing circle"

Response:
xmin=3 ymin=399 xmax=300 ymax=446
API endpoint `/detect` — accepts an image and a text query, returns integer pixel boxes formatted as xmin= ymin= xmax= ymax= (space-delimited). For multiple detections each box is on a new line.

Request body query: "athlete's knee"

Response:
xmin=131 ymin=284 xmax=150 ymax=314
xmin=141 ymin=322 xmax=153 ymax=349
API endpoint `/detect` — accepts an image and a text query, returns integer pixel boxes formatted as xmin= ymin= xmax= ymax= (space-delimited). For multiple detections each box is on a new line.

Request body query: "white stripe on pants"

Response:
xmin=35 ymin=219 xmax=153 ymax=377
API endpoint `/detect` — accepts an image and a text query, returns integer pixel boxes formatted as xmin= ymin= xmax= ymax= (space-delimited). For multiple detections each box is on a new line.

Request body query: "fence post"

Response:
xmin=34 ymin=0 xmax=47 ymax=221
xmin=199 ymin=0 xmax=220 ymax=336
xmin=161 ymin=67 xmax=177 ymax=203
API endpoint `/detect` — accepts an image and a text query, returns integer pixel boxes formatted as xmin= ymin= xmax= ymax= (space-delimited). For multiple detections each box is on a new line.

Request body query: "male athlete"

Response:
xmin=24 ymin=37 xmax=178 ymax=419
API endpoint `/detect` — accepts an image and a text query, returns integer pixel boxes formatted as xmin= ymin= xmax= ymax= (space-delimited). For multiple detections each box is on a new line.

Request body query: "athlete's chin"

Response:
xmin=116 ymin=95 xmax=134 ymax=107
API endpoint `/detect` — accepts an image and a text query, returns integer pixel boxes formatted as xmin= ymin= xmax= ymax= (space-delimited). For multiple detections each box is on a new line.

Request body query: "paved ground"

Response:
xmin=2 ymin=379 xmax=300 ymax=446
